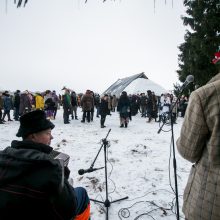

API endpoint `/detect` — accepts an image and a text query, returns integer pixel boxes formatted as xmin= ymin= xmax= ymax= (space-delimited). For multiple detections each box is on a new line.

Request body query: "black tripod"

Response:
xmin=89 ymin=129 xmax=128 ymax=220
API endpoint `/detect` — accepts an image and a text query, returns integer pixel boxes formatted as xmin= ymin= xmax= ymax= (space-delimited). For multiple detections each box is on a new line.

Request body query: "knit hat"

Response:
xmin=16 ymin=110 xmax=55 ymax=138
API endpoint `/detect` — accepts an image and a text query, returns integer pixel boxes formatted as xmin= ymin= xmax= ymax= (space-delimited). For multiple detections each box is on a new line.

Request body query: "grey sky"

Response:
xmin=0 ymin=0 xmax=186 ymax=94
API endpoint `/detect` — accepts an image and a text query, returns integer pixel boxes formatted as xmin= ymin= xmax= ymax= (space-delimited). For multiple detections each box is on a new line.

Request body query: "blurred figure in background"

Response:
xmin=81 ymin=90 xmax=94 ymax=123
xmin=51 ymin=90 xmax=60 ymax=119
xmin=62 ymin=89 xmax=72 ymax=124
xmin=19 ymin=90 xmax=32 ymax=116
xmin=99 ymin=94 xmax=110 ymax=128
xmin=70 ymin=91 xmax=78 ymax=120
xmin=0 ymin=92 xmax=4 ymax=124
xmin=35 ymin=92 xmax=44 ymax=110
xmin=44 ymin=90 xmax=55 ymax=120
xmin=2 ymin=91 xmax=13 ymax=122
xmin=117 ymin=91 xmax=131 ymax=128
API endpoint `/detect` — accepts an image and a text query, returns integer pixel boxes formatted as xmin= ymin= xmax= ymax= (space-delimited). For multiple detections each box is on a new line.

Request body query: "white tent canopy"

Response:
xmin=125 ymin=78 xmax=168 ymax=96
xmin=102 ymin=72 xmax=168 ymax=97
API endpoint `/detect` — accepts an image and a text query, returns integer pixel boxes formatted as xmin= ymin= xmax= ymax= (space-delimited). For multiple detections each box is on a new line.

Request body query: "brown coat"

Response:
xmin=176 ymin=73 xmax=220 ymax=220
xmin=81 ymin=94 xmax=94 ymax=111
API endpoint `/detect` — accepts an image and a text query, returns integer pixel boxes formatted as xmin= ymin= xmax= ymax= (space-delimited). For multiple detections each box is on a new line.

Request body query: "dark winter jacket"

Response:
xmin=3 ymin=95 xmax=13 ymax=111
xmin=0 ymin=95 xmax=3 ymax=109
xmin=19 ymin=93 xmax=32 ymax=115
xmin=117 ymin=95 xmax=131 ymax=118
xmin=71 ymin=93 xmax=78 ymax=107
xmin=14 ymin=93 xmax=20 ymax=108
xmin=44 ymin=97 xmax=55 ymax=110
xmin=0 ymin=140 xmax=77 ymax=220
xmin=99 ymin=99 xmax=109 ymax=115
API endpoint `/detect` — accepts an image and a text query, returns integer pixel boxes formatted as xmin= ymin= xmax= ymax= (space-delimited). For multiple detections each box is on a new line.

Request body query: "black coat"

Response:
xmin=14 ymin=93 xmax=20 ymax=108
xmin=117 ymin=95 xmax=130 ymax=118
xmin=0 ymin=140 xmax=77 ymax=220
xmin=99 ymin=99 xmax=109 ymax=115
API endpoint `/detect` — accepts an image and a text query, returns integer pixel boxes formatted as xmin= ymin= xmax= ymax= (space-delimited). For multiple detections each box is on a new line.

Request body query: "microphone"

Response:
xmin=78 ymin=167 xmax=104 ymax=175
xmin=180 ymin=75 xmax=194 ymax=91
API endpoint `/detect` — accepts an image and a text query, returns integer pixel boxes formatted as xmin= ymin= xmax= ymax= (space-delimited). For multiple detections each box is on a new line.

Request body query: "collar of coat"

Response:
xmin=10 ymin=140 xmax=53 ymax=154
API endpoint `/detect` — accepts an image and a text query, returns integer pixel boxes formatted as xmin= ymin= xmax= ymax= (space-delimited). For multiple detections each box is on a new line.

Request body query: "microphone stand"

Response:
xmin=157 ymin=94 xmax=182 ymax=220
xmin=89 ymin=129 xmax=128 ymax=220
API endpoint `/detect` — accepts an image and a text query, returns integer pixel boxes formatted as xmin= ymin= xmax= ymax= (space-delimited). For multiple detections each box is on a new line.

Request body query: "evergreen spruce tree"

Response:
xmin=177 ymin=0 xmax=220 ymax=89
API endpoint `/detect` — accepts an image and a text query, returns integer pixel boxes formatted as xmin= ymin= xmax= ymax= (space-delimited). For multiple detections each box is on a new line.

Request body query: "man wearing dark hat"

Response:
xmin=0 ymin=110 xmax=90 ymax=220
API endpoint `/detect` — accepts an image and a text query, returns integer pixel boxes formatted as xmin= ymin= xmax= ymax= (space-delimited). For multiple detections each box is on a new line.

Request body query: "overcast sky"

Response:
xmin=0 ymin=0 xmax=186 ymax=94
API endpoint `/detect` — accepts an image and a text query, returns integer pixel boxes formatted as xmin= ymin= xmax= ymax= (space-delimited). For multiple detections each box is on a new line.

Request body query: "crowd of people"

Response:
xmin=0 ymin=88 xmax=189 ymax=128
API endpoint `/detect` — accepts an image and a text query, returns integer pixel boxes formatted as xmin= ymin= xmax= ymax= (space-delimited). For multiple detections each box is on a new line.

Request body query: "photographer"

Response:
xmin=0 ymin=110 xmax=90 ymax=220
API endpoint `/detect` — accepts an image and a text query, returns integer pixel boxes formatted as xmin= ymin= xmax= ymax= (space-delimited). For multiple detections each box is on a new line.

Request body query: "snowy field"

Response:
xmin=0 ymin=109 xmax=191 ymax=220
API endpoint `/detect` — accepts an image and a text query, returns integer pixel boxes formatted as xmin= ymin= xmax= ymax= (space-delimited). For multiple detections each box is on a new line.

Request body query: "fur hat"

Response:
xmin=16 ymin=110 xmax=55 ymax=138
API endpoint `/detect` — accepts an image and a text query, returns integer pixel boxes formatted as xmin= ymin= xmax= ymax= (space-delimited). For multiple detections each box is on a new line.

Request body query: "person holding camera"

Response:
xmin=0 ymin=110 xmax=90 ymax=220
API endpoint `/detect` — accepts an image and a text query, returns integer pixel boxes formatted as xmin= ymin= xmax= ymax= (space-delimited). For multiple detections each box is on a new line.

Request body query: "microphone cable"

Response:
xmin=91 ymin=194 xmax=106 ymax=216
xmin=118 ymin=200 xmax=171 ymax=220
xmin=117 ymin=188 xmax=184 ymax=220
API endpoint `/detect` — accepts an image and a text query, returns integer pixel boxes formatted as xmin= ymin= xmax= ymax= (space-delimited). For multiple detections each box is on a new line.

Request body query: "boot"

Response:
xmin=75 ymin=116 xmax=78 ymax=120
xmin=120 ymin=124 xmax=124 ymax=128
xmin=125 ymin=122 xmax=127 ymax=128
xmin=147 ymin=117 xmax=152 ymax=123
xmin=157 ymin=115 xmax=162 ymax=123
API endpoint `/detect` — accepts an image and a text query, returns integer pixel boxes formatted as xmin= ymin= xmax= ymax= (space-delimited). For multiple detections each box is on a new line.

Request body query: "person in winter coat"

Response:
xmin=99 ymin=94 xmax=110 ymax=128
xmin=70 ymin=91 xmax=78 ymax=120
xmin=51 ymin=90 xmax=60 ymax=119
xmin=146 ymin=90 xmax=154 ymax=122
xmin=2 ymin=91 xmax=13 ymax=121
xmin=94 ymin=94 xmax=101 ymax=118
xmin=0 ymin=92 xmax=4 ymax=124
xmin=117 ymin=91 xmax=131 ymax=128
xmin=111 ymin=95 xmax=117 ymax=112
xmin=44 ymin=90 xmax=55 ymax=120
xmin=158 ymin=93 xmax=171 ymax=123
xmin=0 ymin=110 xmax=90 ymax=220
xmin=62 ymin=89 xmax=72 ymax=124
xmin=35 ymin=92 xmax=44 ymax=110
xmin=19 ymin=90 xmax=32 ymax=116
xmin=81 ymin=90 xmax=94 ymax=123
xmin=13 ymin=90 xmax=20 ymax=121
xmin=176 ymin=72 xmax=220 ymax=220
xmin=140 ymin=93 xmax=147 ymax=117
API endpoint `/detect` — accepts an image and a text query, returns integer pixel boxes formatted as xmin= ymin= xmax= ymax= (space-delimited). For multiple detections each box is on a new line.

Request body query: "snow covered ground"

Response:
xmin=0 ymin=109 xmax=191 ymax=220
